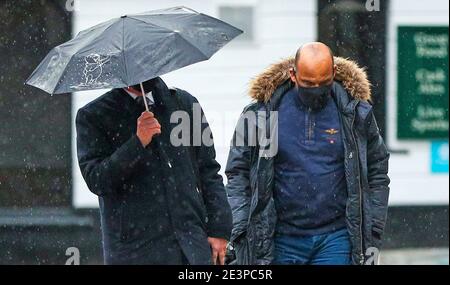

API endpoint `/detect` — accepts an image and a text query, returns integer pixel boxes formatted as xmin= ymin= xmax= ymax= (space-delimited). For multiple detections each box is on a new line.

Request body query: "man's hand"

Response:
xmin=136 ymin=111 xmax=161 ymax=147
xmin=208 ymin=237 xmax=228 ymax=265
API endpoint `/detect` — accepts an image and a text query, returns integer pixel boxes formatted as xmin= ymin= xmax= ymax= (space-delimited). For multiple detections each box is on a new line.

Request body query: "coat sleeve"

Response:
xmin=188 ymin=96 xmax=233 ymax=240
xmin=225 ymin=107 xmax=254 ymax=243
xmin=365 ymin=111 xmax=391 ymax=247
xmin=76 ymin=108 xmax=148 ymax=197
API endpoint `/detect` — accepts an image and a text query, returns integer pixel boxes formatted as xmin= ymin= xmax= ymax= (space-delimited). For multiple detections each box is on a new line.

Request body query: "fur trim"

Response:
xmin=248 ymin=56 xmax=371 ymax=103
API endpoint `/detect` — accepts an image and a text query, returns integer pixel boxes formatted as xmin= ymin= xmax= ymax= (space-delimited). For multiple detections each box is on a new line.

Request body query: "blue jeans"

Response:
xmin=273 ymin=228 xmax=352 ymax=265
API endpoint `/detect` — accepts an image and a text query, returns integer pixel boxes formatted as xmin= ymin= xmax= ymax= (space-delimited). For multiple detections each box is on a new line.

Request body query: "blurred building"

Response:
xmin=0 ymin=0 xmax=448 ymax=264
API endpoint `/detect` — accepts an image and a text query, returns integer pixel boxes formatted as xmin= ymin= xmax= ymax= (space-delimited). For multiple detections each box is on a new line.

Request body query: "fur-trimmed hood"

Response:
xmin=249 ymin=57 xmax=371 ymax=103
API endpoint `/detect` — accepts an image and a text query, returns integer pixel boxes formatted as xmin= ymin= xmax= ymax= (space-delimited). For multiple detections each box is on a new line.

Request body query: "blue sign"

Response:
xmin=431 ymin=141 xmax=449 ymax=173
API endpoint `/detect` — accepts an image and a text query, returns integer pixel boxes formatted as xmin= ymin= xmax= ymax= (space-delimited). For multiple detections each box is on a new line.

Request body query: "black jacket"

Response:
xmin=76 ymin=78 xmax=232 ymax=264
xmin=225 ymin=57 xmax=390 ymax=265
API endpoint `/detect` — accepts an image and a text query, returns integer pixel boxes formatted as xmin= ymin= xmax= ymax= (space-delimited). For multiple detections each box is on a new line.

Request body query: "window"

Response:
xmin=219 ymin=6 xmax=254 ymax=43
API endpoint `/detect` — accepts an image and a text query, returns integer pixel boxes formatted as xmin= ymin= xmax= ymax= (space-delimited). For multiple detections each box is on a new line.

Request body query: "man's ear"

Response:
xmin=332 ymin=65 xmax=337 ymax=78
xmin=289 ymin=68 xmax=297 ymax=84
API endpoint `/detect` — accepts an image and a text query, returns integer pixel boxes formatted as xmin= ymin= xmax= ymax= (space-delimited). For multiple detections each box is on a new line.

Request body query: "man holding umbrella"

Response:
xmin=76 ymin=77 xmax=231 ymax=265
xmin=26 ymin=7 xmax=242 ymax=265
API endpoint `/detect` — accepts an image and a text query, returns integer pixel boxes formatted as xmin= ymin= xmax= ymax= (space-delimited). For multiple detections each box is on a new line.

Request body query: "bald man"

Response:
xmin=226 ymin=42 xmax=390 ymax=265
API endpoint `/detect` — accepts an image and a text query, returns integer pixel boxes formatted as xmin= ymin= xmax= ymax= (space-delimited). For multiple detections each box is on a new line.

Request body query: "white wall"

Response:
xmin=386 ymin=0 xmax=449 ymax=205
xmin=71 ymin=0 xmax=317 ymax=208
xmin=72 ymin=0 xmax=449 ymax=208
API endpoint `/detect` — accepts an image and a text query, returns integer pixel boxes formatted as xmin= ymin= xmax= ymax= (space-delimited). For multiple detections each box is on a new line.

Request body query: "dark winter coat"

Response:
xmin=76 ymin=78 xmax=232 ymax=265
xmin=225 ymin=57 xmax=390 ymax=265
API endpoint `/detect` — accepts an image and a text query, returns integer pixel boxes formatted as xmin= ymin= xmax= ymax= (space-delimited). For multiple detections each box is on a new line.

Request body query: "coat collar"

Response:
xmin=114 ymin=77 xmax=170 ymax=116
xmin=123 ymin=87 xmax=155 ymax=104
xmin=249 ymin=56 xmax=372 ymax=103
xmin=266 ymin=79 xmax=370 ymax=121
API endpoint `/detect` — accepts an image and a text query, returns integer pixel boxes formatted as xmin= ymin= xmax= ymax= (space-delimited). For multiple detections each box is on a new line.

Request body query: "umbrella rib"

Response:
xmin=127 ymin=15 xmax=209 ymax=59
xmin=174 ymin=33 xmax=209 ymax=59
xmin=121 ymin=18 xmax=130 ymax=85
xmin=63 ymin=22 xmax=119 ymax=56
xmin=50 ymin=49 xmax=76 ymax=94
xmin=126 ymin=16 xmax=175 ymax=34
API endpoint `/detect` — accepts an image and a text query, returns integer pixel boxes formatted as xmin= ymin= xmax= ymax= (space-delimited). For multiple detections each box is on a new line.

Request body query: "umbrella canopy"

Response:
xmin=26 ymin=6 xmax=243 ymax=94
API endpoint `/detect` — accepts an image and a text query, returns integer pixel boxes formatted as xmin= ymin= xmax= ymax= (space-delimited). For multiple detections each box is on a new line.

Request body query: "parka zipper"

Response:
xmin=306 ymin=108 xmax=314 ymax=142
xmin=350 ymin=106 xmax=365 ymax=265
xmin=308 ymin=108 xmax=312 ymax=141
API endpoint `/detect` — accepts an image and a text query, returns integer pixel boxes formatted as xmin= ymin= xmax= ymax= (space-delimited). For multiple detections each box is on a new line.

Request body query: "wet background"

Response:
xmin=0 ymin=0 xmax=448 ymax=265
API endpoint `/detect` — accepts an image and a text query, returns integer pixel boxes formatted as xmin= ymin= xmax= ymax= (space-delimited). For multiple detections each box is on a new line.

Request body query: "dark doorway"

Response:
xmin=318 ymin=0 xmax=388 ymax=138
xmin=0 ymin=0 xmax=72 ymax=208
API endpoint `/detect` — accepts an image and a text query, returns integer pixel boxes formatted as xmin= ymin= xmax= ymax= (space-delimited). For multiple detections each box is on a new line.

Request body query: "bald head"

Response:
xmin=290 ymin=42 xmax=335 ymax=88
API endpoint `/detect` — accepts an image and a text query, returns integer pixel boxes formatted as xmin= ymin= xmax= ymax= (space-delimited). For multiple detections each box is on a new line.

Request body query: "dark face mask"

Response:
xmin=297 ymin=84 xmax=332 ymax=111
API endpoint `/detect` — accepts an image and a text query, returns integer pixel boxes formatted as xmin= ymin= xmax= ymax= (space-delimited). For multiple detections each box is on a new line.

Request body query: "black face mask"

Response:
xmin=297 ymin=84 xmax=332 ymax=112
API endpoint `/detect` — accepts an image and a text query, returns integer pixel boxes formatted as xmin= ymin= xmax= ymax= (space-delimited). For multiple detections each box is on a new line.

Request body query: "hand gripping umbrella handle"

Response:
xmin=139 ymin=83 xmax=172 ymax=169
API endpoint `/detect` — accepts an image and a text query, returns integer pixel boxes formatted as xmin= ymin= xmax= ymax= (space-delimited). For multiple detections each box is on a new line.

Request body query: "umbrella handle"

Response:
xmin=139 ymin=82 xmax=150 ymax=112
xmin=138 ymin=82 xmax=172 ymax=168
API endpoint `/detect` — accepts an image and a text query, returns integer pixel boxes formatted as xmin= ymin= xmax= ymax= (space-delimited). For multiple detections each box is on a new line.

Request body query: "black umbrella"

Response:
xmin=26 ymin=6 xmax=242 ymax=102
